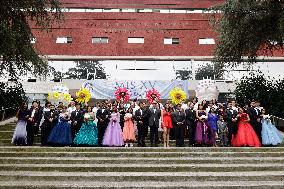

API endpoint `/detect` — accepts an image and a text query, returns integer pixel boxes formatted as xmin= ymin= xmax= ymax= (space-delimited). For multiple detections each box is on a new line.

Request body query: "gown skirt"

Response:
xmin=103 ymin=120 xmax=124 ymax=146
xmin=73 ymin=121 xmax=98 ymax=146
xmin=48 ymin=120 xmax=72 ymax=146
xmin=12 ymin=120 xmax=27 ymax=145
xmin=232 ymin=122 xmax=261 ymax=147
xmin=261 ymin=120 xmax=283 ymax=146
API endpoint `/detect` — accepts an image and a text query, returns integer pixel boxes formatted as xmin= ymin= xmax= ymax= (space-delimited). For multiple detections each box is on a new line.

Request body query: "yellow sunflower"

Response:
xmin=169 ymin=87 xmax=187 ymax=105
xmin=53 ymin=91 xmax=61 ymax=100
xmin=75 ymin=88 xmax=91 ymax=104
xmin=47 ymin=92 xmax=53 ymax=101
xmin=63 ymin=93 xmax=73 ymax=102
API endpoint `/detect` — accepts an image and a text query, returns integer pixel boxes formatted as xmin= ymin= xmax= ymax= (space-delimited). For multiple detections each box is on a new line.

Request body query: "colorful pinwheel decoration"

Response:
xmin=115 ymin=87 xmax=130 ymax=103
xmin=146 ymin=88 xmax=161 ymax=104
xmin=75 ymin=88 xmax=91 ymax=105
xmin=169 ymin=87 xmax=187 ymax=105
xmin=47 ymin=85 xmax=73 ymax=106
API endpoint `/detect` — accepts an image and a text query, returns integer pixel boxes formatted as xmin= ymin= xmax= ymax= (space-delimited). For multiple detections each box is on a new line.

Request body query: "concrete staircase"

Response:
xmin=1 ymin=123 xmax=284 ymax=188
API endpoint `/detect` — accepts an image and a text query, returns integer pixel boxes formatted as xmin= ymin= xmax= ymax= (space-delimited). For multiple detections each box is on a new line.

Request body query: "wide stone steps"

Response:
xmin=1 ymin=123 xmax=284 ymax=188
xmin=0 ymin=147 xmax=284 ymax=188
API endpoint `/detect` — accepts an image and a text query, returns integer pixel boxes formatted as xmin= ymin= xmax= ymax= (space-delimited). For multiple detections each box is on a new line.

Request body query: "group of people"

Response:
xmin=11 ymin=98 xmax=283 ymax=147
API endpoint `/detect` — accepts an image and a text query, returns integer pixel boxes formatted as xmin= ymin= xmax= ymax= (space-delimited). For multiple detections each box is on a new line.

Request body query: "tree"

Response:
xmin=0 ymin=0 xmax=62 ymax=79
xmin=235 ymin=72 xmax=284 ymax=117
xmin=175 ymin=68 xmax=192 ymax=80
xmin=211 ymin=0 xmax=284 ymax=66
xmin=65 ymin=60 xmax=108 ymax=79
xmin=0 ymin=81 xmax=27 ymax=120
xmin=195 ymin=63 xmax=223 ymax=80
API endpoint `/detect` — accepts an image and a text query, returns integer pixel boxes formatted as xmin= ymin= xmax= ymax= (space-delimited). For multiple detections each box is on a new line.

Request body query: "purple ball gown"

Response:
xmin=103 ymin=112 xmax=124 ymax=146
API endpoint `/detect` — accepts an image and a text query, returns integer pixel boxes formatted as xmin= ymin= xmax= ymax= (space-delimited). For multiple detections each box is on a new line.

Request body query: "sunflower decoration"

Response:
xmin=75 ymin=88 xmax=91 ymax=105
xmin=146 ymin=88 xmax=160 ymax=104
xmin=169 ymin=87 xmax=187 ymax=105
xmin=115 ymin=87 xmax=130 ymax=103
xmin=47 ymin=85 xmax=72 ymax=106
xmin=63 ymin=93 xmax=73 ymax=103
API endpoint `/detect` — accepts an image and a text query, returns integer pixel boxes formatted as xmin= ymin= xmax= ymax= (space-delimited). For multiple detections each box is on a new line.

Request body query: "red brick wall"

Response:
xmin=31 ymin=0 xmax=284 ymax=57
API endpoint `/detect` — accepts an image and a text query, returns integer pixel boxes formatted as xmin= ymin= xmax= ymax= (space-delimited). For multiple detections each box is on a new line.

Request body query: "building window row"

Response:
xmin=61 ymin=8 xmax=213 ymax=14
xmin=32 ymin=37 xmax=215 ymax=45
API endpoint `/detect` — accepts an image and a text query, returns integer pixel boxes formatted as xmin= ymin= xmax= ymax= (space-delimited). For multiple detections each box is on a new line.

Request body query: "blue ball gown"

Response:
xmin=73 ymin=114 xmax=98 ymax=146
xmin=47 ymin=113 xmax=72 ymax=146
xmin=261 ymin=117 xmax=283 ymax=146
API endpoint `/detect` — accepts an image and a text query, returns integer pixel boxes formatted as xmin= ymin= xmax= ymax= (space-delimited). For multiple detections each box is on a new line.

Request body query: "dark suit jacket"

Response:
xmin=224 ymin=109 xmax=238 ymax=124
xmin=70 ymin=110 xmax=84 ymax=126
xmin=28 ymin=108 xmax=41 ymax=126
xmin=148 ymin=108 xmax=161 ymax=127
xmin=185 ymin=109 xmax=196 ymax=127
xmin=42 ymin=110 xmax=59 ymax=126
xmin=134 ymin=108 xmax=148 ymax=126
xmin=96 ymin=108 xmax=110 ymax=125
xmin=172 ymin=110 xmax=186 ymax=126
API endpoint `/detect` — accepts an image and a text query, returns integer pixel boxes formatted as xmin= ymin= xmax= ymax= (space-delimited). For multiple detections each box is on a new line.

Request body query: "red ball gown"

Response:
xmin=232 ymin=113 xmax=261 ymax=147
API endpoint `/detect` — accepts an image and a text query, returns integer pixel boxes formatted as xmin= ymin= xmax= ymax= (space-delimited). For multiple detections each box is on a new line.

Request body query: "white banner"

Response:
xmin=82 ymin=80 xmax=189 ymax=99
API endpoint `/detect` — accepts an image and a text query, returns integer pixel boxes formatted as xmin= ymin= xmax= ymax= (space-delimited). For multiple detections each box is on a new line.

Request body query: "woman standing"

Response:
xmin=208 ymin=107 xmax=219 ymax=147
xmin=12 ymin=102 xmax=30 ymax=146
xmin=232 ymin=107 xmax=261 ymax=147
xmin=161 ymin=103 xmax=173 ymax=147
xmin=103 ymin=106 xmax=124 ymax=147
xmin=195 ymin=104 xmax=212 ymax=146
xmin=73 ymin=106 xmax=98 ymax=146
xmin=261 ymin=109 xmax=283 ymax=146
xmin=123 ymin=107 xmax=136 ymax=147
xmin=48 ymin=106 xmax=72 ymax=146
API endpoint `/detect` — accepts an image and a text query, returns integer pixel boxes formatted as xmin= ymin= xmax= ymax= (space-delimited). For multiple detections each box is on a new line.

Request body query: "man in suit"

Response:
xmin=148 ymin=101 xmax=161 ymax=147
xmin=96 ymin=101 xmax=110 ymax=146
xmin=26 ymin=101 xmax=41 ymax=146
xmin=224 ymin=101 xmax=238 ymax=146
xmin=41 ymin=103 xmax=59 ymax=146
xmin=70 ymin=103 xmax=84 ymax=142
xmin=247 ymin=100 xmax=262 ymax=142
xmin=185 ymin=102 xmax=196 ymax=146
xmin=134 ymin=102 xmax=148 ymax=147
xmin=172 ymin=103 xmax=186 ymax=147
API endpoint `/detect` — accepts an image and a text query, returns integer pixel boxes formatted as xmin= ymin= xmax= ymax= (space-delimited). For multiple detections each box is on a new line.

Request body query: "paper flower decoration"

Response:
xmin=146 ymin=88 xmax=161 ymax=104
xmin=169 ymin=87 xmax=187 ymax=105
xmin=115 ymin=87 xmax=130 ymax=103
xmin=53 ymin=91 xmax=60 ymax=100
xmin=195 ymin=79 xmax=219 ymax=101
xmin=47 ymin=85 xmax=72 ymax=106
xmin=75 ymin=88 xmax=91 ymax=105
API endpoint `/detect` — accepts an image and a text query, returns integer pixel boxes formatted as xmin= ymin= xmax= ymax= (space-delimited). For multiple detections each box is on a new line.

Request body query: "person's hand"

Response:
xmin=49 ymin=118 xmax=53 ymax=122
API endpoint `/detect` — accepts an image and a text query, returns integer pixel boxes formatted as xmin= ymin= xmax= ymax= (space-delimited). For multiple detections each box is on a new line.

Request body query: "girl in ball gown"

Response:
xmin=260 ymin=109 xmax=283 ymax=146
xmin=123 ymin=107 xmax=136 ymax=147
xmin=48 ymin=106 xmax=72 ymax=146
xmin=73 ymin=106 xmax=98 ymax=146
xmin=232 ymin=107 xmax=261 ymax=147
xmin=103 ymin=106 xmax=124 ymax=147
xmin=161 ymin=103 xmax=173 ymax=147
xmin=208 ymin=107 xmax=219 ymax=147
xmin=195 ymin=104 xmax=213 ymax=145
xmin=12 ymin=102 xmax=30 ymax=146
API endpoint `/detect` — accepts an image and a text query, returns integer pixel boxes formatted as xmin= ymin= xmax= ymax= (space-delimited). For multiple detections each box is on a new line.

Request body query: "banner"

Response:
xmin=82 ymin=80 xmax=189 ymax=99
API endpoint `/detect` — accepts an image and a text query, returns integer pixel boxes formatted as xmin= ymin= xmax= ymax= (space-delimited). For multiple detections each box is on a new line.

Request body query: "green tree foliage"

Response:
xmin=195 ymin=63 xmax=223 ymax=80
xmin=0 ymin=82 xmax=27 ymax=120
xmin=0 ymin=0 xmax=62 ymax=79
xmin=175 ymin=69 xmax=192 ymax=80
xmin=65 ymin=60 xmax=108 ymax=79
xmin=235 ymin=72 xmax=284 ymax=117
xmin=211 ymin=0 xmax=284 ymax=66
